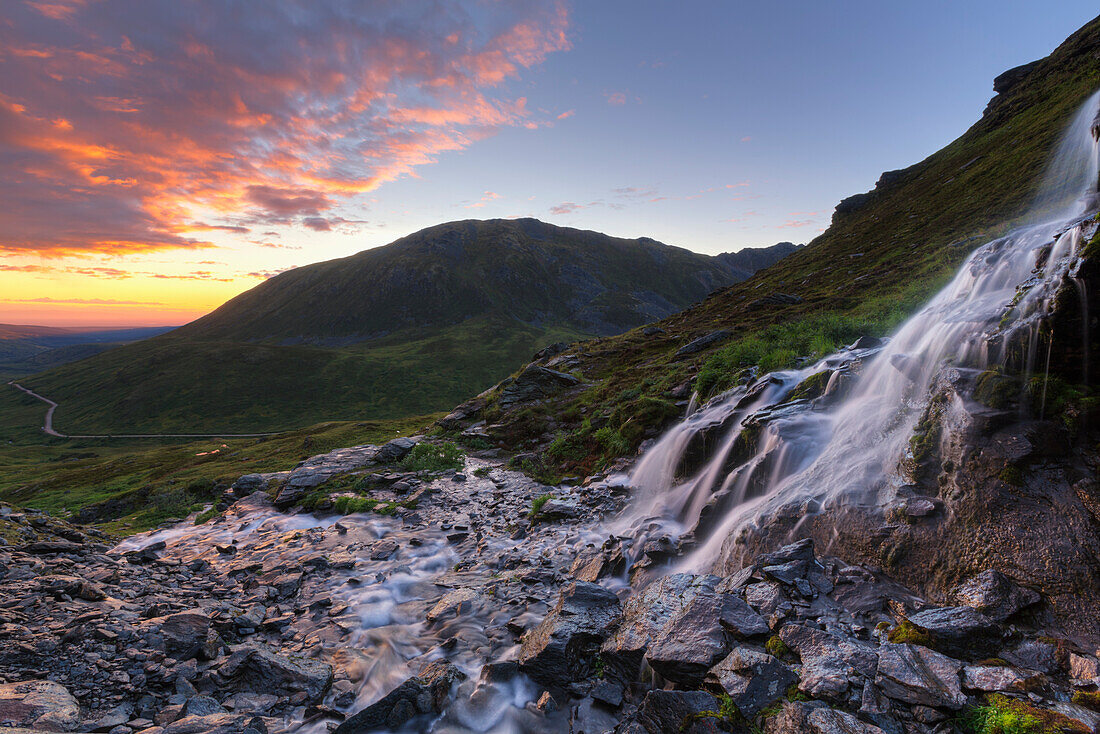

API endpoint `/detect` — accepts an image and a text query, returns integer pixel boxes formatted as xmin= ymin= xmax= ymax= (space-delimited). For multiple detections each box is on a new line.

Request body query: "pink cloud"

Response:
xmin=605 ymin=92 xmax=627 ymax=106
xmin=550 ymin=202 xmax=583 ymax=215
xmin=556 ymin=109 xmax=575 ymax=120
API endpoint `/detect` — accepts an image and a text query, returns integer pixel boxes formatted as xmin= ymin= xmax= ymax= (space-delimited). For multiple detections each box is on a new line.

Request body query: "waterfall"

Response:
xmin=617 ymin=90 xmax=1100 ymax=571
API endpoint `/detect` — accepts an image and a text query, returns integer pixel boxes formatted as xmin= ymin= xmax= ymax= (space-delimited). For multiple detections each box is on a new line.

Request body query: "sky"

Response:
xmin=1 ymin=1 xmax=1098 ymax=327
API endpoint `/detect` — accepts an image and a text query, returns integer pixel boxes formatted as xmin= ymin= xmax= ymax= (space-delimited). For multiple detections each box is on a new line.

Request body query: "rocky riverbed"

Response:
xmin=2 ymin=434 xmax=1100 ymax=734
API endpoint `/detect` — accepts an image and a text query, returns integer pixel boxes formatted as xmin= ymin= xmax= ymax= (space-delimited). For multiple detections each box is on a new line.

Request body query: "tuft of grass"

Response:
xmin=959 ymin=694 xmax=1090 ymax=734
xmin=1071 ymin=690 xmax=1100 ymax=712
xmin=527 ymin=493 xmax=555 ymax=520
xmin=887 ymin=619 xmax=936 ymax=647
xmin=193 ymin=507 xmax=219 ymax=525
xmin=400 ymin=441 xmax=465 ymax=473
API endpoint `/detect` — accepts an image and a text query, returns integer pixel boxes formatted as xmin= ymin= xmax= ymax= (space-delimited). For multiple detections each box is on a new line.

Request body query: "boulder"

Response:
xmin=601 ymin=574 xmax=717 ymax=682
xmin=875 ymin=643 xmax=966 ymax=710
xmin=498 ymin=365 xmax=580 ymax=407
xmin=218 ymin=643 xmax=333 ymax=705
xmin=906 ymin=606 xmax=1001 ymax=657
xmin=0 ymin=680 xmax=80 ymax=732
xmin=674 ymin=330 xmax=731 ymax=359
xmin=764 ymin=701 xmax=886 ymax=734
xmin=426 ymin=588 xmax=479 ymax=623
xmin=333 ymin=661 xmax=464 ymax=733
xmin=704 ymin=645 xmax=797 ymax=718
xmin=39 ymin=574 xmax=106 ymax=601
xmin=517 ymin=581 xmax=621 ymax=689
xmin=961 ymin=665 xmax=1025 ymax=692
xmin=779 ymin=624 xmax=878 ymax=700
xmin=376 ymin=436 xmax=417 ymax=463
xmin=952 ymin=570 xmax=1040 ymax=621
xmin=618 ymin=690 xmax=723 ymax=734
xmin=161 ymin=610 xmax=212 ymax=661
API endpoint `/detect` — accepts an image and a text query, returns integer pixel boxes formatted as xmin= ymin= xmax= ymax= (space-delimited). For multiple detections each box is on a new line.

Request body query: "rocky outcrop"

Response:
xmin=0 ymin=680 xmax=81 ymax=732
xmin=497 ymin=365 xmax=581 ymax=408
xmin=333 ymin=661 xmax=464 ymax=733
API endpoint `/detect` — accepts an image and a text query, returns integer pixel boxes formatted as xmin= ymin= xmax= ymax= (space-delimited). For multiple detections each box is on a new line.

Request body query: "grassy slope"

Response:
xmin=470 ymin=15 xmax=1100 ymax=473
xmin=0 ymin=381 xmax=437 ymax=533
xmin=20 ymin=316 xmax=585 ymax=434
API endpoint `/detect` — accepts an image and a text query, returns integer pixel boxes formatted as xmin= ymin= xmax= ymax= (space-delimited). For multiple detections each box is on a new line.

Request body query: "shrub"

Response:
xmin=400 ymin=442 xmax=465 ymax=473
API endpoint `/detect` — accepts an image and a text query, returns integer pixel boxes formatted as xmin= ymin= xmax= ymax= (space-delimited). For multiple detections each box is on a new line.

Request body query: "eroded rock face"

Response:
xmin=952 ymin=569 xmax=1041 ymax=621
xmin=334 ymin=661 xmax=464 ymax=733
xmin=617 ymin=690 xmax=723 ymax=734
xmin=517 ymin=581 xmax=621 ymax=689
xmin=0 ymin=680 xmax=81 ymax=732
xmin=875 ymin=643 xmax=966 ymax=710
xmin=217 ymin=644 xmax=333 ymax=705
xmin=704 ymin=645 xmax=797 ymax=718
xmin=765 ymin=700 xmax=886 ymax=734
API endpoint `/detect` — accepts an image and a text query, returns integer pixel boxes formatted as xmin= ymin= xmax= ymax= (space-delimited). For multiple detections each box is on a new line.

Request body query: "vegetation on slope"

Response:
xmin=448 ymin=14 xmax=1100 ymax=477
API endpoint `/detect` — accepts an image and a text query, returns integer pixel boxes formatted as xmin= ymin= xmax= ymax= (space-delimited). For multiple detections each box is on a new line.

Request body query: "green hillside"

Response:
xmin=16 ymin=220 xmax=796 ymax=434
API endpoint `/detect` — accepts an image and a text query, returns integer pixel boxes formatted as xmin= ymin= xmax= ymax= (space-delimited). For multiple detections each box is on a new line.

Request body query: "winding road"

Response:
xmin=8 ymin=381 xmax=280 ymax=439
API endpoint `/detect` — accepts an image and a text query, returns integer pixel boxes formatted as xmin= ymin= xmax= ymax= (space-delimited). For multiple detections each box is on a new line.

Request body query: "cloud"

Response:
xmin=150 ymin=271 xmax=234 ymax=282
xmin=0 ymin=1 xmax=572 ymax=256
xmin=3 ymin=296 xmax=165 ymax=305
xmin=721 ymin=211 xmax=760 ymax=223
xmin=245 ymin=267 xmax=296 ymax=280
xmin=464 ymin=191 xmax=502 ymax=209
xmin=740 ymin=136 xmax=752 ymax=143
xmin=776 ymin=219 xmax=818 ymax=229
xmin=605 ymin=92 xmax=627 ymax=106
xmin=556 ymin=109 xmax=575 ymax=120
xmin=549 ymin=202 xmax=583 ymax=215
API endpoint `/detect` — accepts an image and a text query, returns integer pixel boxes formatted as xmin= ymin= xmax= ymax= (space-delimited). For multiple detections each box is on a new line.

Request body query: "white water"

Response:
xmin=617 ymin=90 xmax=1100 ymax=571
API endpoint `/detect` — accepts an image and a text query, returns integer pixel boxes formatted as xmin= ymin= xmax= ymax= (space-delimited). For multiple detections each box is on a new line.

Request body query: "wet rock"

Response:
xmin=779 ymin=624 xmax=878 ymax=700
xmin=952 ymin=570 xmax=1041 ymax=621
xmin=369 ymin=539 xmax=398 ymax=560
xmin=1069 ymin=653 xmax=1099 ymax=683
xmin=601 ymin=574 xmax=716 ymax=682
xmin=961 ymin=664 xmax=1025 ymax=692
xmin=569 ymin=546 xmax=625 ymax=582
xmin=426 ymin=588 xmax=479 ymax=623
xmin=218 ymin=643 xmax=333 ymax=705
xmin=618 ymin=690 xmax=723 ymax=734
xmin=764 ymin=700 xmax=886 ymax=734
xmin=906 ymin=606 xmax=1001 ymax=657
xmin=645 ymin=591 xmax=767 ymax=685
xmin=704 ymin=645 xmax=797 ymax=718
xmin=875 ymin=643 xmax=966 ymax=709
xmin=0 ymin=680 xmax=81 ymax=731
xmin=538 ymin=499 xmax=579 ymax=518
xmin=90 ymin=702 xmax=133 ymax=732
xmin=518 ymin=581 xmax=621 ymax=689
xmin=674 ymin=330 xmax=731 ymax=359
xmin=162 ymin=712 xmax=253 ymax=734
xmin=590 ymin=680 xmax=623 ymax=708
xmin=1003 ymin=639 xmax=1061 ymax=675
xmin=182 ymin=696 xmax=225 ymax=717
xmin=333 ymin=661 xmax=465 ymax=733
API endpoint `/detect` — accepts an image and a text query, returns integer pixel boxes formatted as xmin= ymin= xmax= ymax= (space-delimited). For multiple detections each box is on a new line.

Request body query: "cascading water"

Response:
xmin=617 ymin=90 xmax=1100 ymax=571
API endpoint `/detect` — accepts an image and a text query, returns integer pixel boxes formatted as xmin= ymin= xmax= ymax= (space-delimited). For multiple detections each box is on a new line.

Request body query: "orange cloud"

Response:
xmin=0 ymin=1 xmax=572 ymax=256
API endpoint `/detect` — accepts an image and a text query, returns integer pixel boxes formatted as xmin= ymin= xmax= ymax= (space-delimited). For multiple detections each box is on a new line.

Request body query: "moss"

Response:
xmin=959 ymin=694 xmax=1090 ymax=733
xmin=472 ymin=466 xmax=492 ymax=478
xmin=975 ymin=369 xmax=1022 ymax=409
xmin=887 ymin=619 xmax=936 ymax=647
xmin=765 ymin=635 xmax=794 ymax=660
xmin=1071 ymin=690 xmax=1100 ymax=712
xmin=193 ymin=507 xmax=218 ymax=525
xmin=785 ymin=369 xmax=834 ymax=403
xmin=999 ymin=466 xmax=1025 ymax=486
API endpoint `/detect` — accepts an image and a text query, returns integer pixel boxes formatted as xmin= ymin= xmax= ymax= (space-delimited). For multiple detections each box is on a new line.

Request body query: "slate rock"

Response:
xmin=952 ymin=570 xmax=1040 ymax=621
xmin=875 ymin=643 xmax=966 ymax=709
xmin=333 ymin=661 xmax=464 ymax=733
xmin=961 ymin=665 xmax=1025 ymax=692
xmin=764 ymin=700 xmax=886 ymax=734
xmin=426 ymin=588 xmax=479 ymax=623
xmin=161 ymin=610 xmax=212 ymax=661
xmin=498 ymin=365 xmax=580 ymax=407
xmin=704 ymin=645 xmax=797 ymax=718
xmin=674 ymin=330 xmax=731 ymax=359
xmin=518 ymin=581 xmax=621 ymax=689
xmin=376 ymin=437 xmax=417 ymax=463
xmin=0 ymin=680 xmax=81 ymax=732
xmin=779 ymin=624 xmax=878 ymax=699
xmin=618 ymin=690 xmax=723 ymax=734
xmin=218 ymin=643 xmax=333 ymax=705
xmin=182 ymin=696 xmax=225 ymax=717
xmin=906 ymin=606 xmax=1001 ymax=657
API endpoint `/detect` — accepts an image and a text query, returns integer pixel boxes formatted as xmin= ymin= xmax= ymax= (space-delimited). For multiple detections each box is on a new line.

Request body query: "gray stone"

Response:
xmin=518 ymin=581 xmax=620 ymax=689
xmin=619 ymin=690 xmax=723 ymax=734
xmin=218 ymin=643 xmax=333 ymax=705
xmin=498 ymin=365 xmax=580 ymax=407
xmin=705 ymin=645 xmax=797 ymax=718
xmin=160 ymin=609 xmax=212 ymax=661
xmin=426 ymin=588 xmax=479 ymax=623
xmin=764 ymin=701 xmax=886 ymax=734
xmin=779 ymin=624 xmax=878 ymax=699
xmin=961 ymin=665 xmax=1025 ymax=692
xmin=907 ymin=606 xmax=1001 ymax=657
xmin=674 ymin=330 xmax=731 ymax=359
xmin=875 ymin=643 xmax=966 ymax=709
xmin=952 ymin=570 xmax=1041 ymax=621
xmin=333 ymin=661 xmax=464 ymax=733
xmin=181 ymin=696 xmax=225 ymax=717
xmin=0 ymin=680 xmax=81 ymax=732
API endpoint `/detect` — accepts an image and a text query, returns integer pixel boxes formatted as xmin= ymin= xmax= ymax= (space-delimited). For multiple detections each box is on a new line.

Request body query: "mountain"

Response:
xmin=0 ymin=324 xmax=173 ymax=377
xmin=16 ymin=219 xmax=797 ymax=434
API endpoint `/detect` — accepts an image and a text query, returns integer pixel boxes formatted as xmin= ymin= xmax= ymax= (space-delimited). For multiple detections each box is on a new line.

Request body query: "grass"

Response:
xmin=527 ymin=493 xmax=555 ymax=520
xmin=887 ymin=619 xmax=936 ymax=647
xmin=0 ymin=390 xmax=438 ymax=534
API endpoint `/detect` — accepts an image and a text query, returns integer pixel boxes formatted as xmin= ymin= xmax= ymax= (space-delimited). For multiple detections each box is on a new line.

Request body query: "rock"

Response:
xmin=764 ymin=701 xmax=886 ymax=734
xmin=376 ymin=437 xmax=417 ymax=463
xmin=533 ymin=342 xmax=570 ymax=361
xmin=333 ymin=661 xmax=464 ymax=733
xmin=645 ymin=591 xmax=767 ymax=685
xmin=569 ymin=546 xmax=625 ymax=582
xmin=369 ymin=539 xmax=398 ymax=560
xmin=218 ymin=643 xmax=333 ymax=705
xmin=906 ymin=606 xmax=1001 ymax=657
xmin=0 ymin=680 xmax=81 ymax=731
xmin=952 ymin=570 xmax=1041 ymax=621
xmin=19 ymin=541 xmax=83 ymax=555
xmin=590 ymin=680 xmax=623 ymax=708
xmin=993 ymin=60 xmax=1040 ymax=95
xmin=426 ymin=588 xmax=479 ymax=623
xmin=1003 ymin=639 xmax=1061 ymax=675
xmin=779 ymin=624 xmax=878 ymax=700
xmin=619 ymin=690 xmax=723 ymax=734
xmin=90 ymin=703 xmax=133 ymax=732
xmin=600 ymin=574 xmax=716 ymax=682
xmin=39 ymin=574 xmax=106 ymax=601
xmin=746 ymin=293 xmax=803 ymax=310
xmin=181 ymin=696 xmax=225 ymax=717
xmin=875 ymin=643 xmax=966 ymax=709
xmin=1069 ymin=653 xmax=1100 ymax=682
xmin=517 ymin=581 xmax=621 ymax=689
xmin=498 ymin=365 xmax=580 ymax=407
xmin=674 ymin=330 xmax=731 ymax=359
xmin=537 ymin=499 xmax=579 ymax=518
xmin=160 ymin=610 xmax=212 ymax=661
xmin=704 ymin=645 xmax=797 ymax=718
xmin=961 ymin=665 xmax=1025 ymax=692
xmin=162 ymin=713 xmax=253 ymax=734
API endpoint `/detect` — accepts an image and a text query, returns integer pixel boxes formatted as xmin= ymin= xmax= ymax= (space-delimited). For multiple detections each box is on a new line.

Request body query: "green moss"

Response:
xmin=999 ymin=466 xmax=1026 ymax=486
xmin=975 ymin=369 xmax=1022 ymax=409
xmin=785 ymin=369 xmax=834 ymax=403
xmin=960 ymin=694 xmax=1090 ymax=734
xmin=193 ymin=507 xmax=218 ymax=525
xmin=887 ymin=619 xmax=936 ymax=647
xmin=1071 ymin=690 xmax=1100 ymax=712
xmin=765 ymin=635 xmax=793 ymax=660
xmin=472 ymin=466 xmax=492 ymax=478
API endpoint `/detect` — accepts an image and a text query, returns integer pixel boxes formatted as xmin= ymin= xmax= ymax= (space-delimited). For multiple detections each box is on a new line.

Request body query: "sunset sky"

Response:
xmin=1 ymin=1 xmax=1097 ymax=327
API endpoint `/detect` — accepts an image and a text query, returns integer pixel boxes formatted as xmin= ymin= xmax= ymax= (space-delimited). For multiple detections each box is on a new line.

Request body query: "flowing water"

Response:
xmin=615 ymin=89 xmax=1100 ymax=571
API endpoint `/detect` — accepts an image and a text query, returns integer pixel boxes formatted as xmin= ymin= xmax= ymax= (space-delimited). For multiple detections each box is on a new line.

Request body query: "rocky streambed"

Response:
xmin=2 ymin=434 xmax=1100 ymax=734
